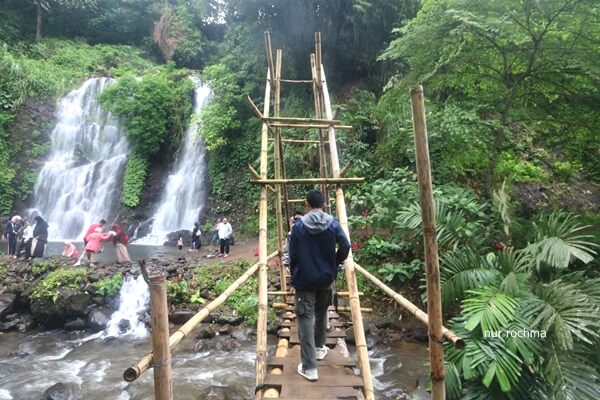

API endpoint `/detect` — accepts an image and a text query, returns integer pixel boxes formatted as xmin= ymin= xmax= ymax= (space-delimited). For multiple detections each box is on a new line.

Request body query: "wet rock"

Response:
xmin=345 ymin=326 xmax=355 ymax=344
xmin=0 ymin=319 xmax=19 ymax=331
xmin=166 ymin=230 xmax=192 ymax=247
xmin=217 ymin=324 xmax=231 ymax=335
xmin=92 ymin=296 xmax=105 ymax=305
xmin=217 ymin=315 xmax=244 ymax=326
xmin=230 ymin=327 xmax=253 ymax=341
xmin=223 ymin=338 xmax=240 ymax=352
xmin=87 ymin=274 xmax=101 ymax=283
xmin=118 ymin=319 xmax=131 ymax=332
xmin=198 ymin=385 xmax=227 ymax=400
xmin=366 ymin=334 xmax=380 ymax=349
xmin=196 ymin=325 xmax=215 ymax=339
xmin=87 ymin=307 xmax=112 ymax=332
xmin=383 ymin=386 xmax=410 ymax=400
xmin=203 ymin=312 xmax=220 ymax=323
xmin=170 ymin=310 xmax=195 ymax=325
xmin=42 ymin=382 xmax=79 ymax=400
xmin=17 ymin=314 xmax=36 ymax=332
xmin=64 ymin=318 xmax=87 ymax=331
xmin=404 ymin=327 xmax=428 ymax=343
xmin=0 ymin=293 xmax=16 ymax=319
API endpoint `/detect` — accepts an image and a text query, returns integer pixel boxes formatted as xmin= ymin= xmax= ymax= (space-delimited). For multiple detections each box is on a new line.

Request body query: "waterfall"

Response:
xmin=136 ymin=82 xmax=212 ymax=244
xmin=105 ymin=274 xmax=149 ymax=338
xmin=31 ymin=78 xmax=128 ymax=240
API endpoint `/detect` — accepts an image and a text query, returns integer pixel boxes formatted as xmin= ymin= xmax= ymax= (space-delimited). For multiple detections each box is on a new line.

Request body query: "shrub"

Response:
xmin=29 ymin=268 xmax=88 ymax=302
xmin=93 ymin=273 xmax=123 ymax=297
xmin=495 ymin=153 xmax=549 ymax=183
xmin=120 ymin=152 xmax=149 ymax=207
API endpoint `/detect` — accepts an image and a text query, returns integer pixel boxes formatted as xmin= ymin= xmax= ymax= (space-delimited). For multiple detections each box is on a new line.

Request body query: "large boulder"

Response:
xmin=170 ymin=310 xmax=195 ymax=325
xmin=0 ymin=293 xmax=16 ymax=319
xmin=198 ymin=385 xmax=227 ymax=400
xmin=30 ymin=288 xmax=91 ymax=328
xmin=165 ymin=230 xmax=192 ymax=247
xmin=41 ymin=383 xmax=79 ymax=400
xmin=87 ymin=307 xmax=112 ymax=332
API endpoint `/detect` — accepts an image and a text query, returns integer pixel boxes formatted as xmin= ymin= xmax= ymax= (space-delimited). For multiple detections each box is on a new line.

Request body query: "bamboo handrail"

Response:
xmin=264 ymin=116 xmax=343 ymax=125
xmin=320 ymin=66 xmax=375 ymax=400
xmin=123 ymin=251 xmax=278 ymax=383
xmin=353 ymin=262 xmax=464 ymax=348
xmin=280 ymin=79 xmax=313 ymax=83
xmin=269 ymin=123 xmax=352 ymax=130
xmin=250 ymin=177 xmax=364 ymax=185
xmin=148 ymin=270 xmax=173 ymax=400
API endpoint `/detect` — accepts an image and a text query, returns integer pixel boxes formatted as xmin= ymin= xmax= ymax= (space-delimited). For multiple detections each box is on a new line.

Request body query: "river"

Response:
xmin=0 ymin=330 xmax=429 ymax=399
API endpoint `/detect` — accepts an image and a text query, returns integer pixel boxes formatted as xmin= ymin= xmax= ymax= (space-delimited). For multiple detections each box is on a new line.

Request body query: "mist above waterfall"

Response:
xmin=31 ymin=78 xmax=129 ymax=240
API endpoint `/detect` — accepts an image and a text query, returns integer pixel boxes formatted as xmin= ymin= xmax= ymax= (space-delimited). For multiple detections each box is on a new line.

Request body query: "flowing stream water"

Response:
xmin=31 ymin=78 xmax=129 ymax=241
xmin=136 ymin=83 xmax=211 ymax=245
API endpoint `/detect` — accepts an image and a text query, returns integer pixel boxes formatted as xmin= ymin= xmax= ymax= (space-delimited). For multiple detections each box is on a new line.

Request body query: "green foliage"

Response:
xmin=0 ymin=265 xmax=6 ymax=280
xmin=495 ymin=153 xmax=550 ymax=184
xmin=93 ymin=272 xmax=122 ymax=297
xmin=31 ymin=260 xmax=57 ymax=276
xmin=29 ymin=267 xmax=88 ymax=302
xmin=377 ymin=260 xmax=422 ymax=285
xmin=166 ymin=280 xmax=191 ymax=303
xmin=120 ymin=152 xmax=148 ymax=208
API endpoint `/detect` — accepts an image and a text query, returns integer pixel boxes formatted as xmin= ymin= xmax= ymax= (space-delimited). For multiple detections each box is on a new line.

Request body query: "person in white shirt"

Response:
xmin=217 ymin=217 xmax=233 ymax=258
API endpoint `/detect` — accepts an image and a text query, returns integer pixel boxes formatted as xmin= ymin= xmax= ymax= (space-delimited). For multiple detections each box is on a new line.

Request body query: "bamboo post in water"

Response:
xmin=320 ymin=67 xmax=374 ymax=400
xmin=255 ymin=66 xmax=272 ymax=399
xmin=148 ymin=268 xmax=173 ymax=400
xmin=410 ymin=85 xmax=445 ymax=400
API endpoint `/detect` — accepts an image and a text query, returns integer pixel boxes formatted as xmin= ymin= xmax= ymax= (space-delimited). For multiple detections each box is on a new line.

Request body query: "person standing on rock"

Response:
xmin=289 ymin=189 xmax=350 ymax=382
xmin=111 ymin=224 xmax=131 ymax=264
xmin=30 ymin=216 xmax=49 ymax=259
xmin=3 ymin=215 xmax=21 ymax=258
xmin=17 ymin=220 xmax=33 ymax=259
xmin=76 ymin=227 xmax=115 ymax=267
xmin=218 ymin=217 xmax=233 ymax=258
xmin=191 ymin=222 xmax=202 ymax=251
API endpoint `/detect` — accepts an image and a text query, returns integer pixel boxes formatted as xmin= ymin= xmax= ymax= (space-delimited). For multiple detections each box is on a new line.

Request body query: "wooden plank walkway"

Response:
xmin=262 ymin=296 xmax=364 ymax=399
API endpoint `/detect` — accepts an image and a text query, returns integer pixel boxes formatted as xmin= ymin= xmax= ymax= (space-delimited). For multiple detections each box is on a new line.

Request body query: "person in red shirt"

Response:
xmin=83 ymin=219 xmax=106 ymax=246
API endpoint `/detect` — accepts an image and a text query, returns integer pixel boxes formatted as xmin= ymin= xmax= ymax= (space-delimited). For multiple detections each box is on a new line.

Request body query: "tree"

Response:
xmin=380 ymin=0 xmax=600 ymax=193
xmin=31 ymin=0 xmax=96 ymax=41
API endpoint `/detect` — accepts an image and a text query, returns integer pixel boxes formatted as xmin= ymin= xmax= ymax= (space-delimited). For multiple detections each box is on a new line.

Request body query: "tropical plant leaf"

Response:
xmin=445 ymin=361 xmax=463 ymax=400
xmin=544 ymin=343 xmax=600 ymax=400
xmin=440 ymin=247 xmax=502 ymax=306
xmin=463 ymin=288 xmax=519 ymax=333
xmin=523 ymin=280 xmax=600 ymax=350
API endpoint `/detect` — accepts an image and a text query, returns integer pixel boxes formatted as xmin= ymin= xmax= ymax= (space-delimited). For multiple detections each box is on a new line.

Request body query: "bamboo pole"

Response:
xmin=250 ymin=177 xmax=364 ymax=185
xmin=264 ymin=116 xmax=343 ymax=125
xmin=311 ymin=54 xmax=329 ymax=209
xmin=273 ymin=49 xmax=287 ymax=293
xmin=320 ymin=68 xmax=374 ymax=400
xmin=123 ymin=252 xmax=278 ymax=382
xmin=148 ymin=269 xmax=173 ymax=400
xmin=268 ymin=291 xmax=363 ymax=296
xmin=354 ymin=262 xmax=464 ymax=348
xmin=410 ymin=85 xmax=445 ymax=400
xmin=340 ymin=161 xmax=354 ymax=177
xmin=264 ymin=32 xmax=275 ymax=87
xmin=280 ymin=79 xmax=313 ymax=83
xmin=269 ymin=123 xmax=352 ymax=130
xmin=256 ymin=66 xmax=272 ymax=400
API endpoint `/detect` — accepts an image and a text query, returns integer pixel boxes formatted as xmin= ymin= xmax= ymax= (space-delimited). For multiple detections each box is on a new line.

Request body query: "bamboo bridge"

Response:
xmin=123 ymin=33 xmax=464 ymax=400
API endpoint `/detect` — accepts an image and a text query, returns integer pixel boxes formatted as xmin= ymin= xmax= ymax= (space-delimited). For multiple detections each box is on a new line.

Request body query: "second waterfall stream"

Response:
xmin=136 ymin=82 xmax=212 ymax=244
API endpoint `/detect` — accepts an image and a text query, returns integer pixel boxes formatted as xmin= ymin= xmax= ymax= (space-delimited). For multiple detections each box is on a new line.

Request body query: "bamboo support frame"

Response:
xmin=273 ymin=49 xmax=287 ymax=292
xmin=410 ymin=85 xmax=446 ymax=400
xmin=269 ymin=122 xmax=352 ymax=130
xmin=354 ymin=262 xmax=464 ymax=348
xmin=320 ymin=66 xmax=374 ymax=400
xmin=148 ymin=270 xmax=173 ymax=400
xmin=250 ymin=177 xmax=363 ymax=185
xmin=123 ymin=252 xmax=278 ymax=383
xmin=268 ymin=291 xmax=363 ymax=296
xmin=311 ymin=54 xmax=329 ymax=208
xmin=264 ymin=32 xmax=275 ymax=87
xmin=264 ymin=116 xmax=343 ymax=125
xmin=255 ymin=66 xmax=272 ymax=399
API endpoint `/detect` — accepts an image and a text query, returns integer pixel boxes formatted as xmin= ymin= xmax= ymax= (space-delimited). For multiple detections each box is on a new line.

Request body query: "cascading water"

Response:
xmin=105 ymin=274 xmax=149 ymax=338
xmin=135 ymin=82 xmax=212 ymax=244
xmin=31 ymin=78 xmax=129 ymax=240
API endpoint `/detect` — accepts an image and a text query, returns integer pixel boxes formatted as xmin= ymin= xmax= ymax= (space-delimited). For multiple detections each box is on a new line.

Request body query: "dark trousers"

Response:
xmin=295 ymin=288 xmax=331 ymax=370
xmin=219 ymin=238 xmax=230 ymax=254
xmin=7 ymin=234 xmax=17 ymax=255
xmin=17 ymin=238 xmax=31 ymax=258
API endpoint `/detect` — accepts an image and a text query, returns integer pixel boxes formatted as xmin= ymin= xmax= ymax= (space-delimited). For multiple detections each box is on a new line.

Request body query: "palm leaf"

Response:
xmin=462 ymin=287 xmax=519 ymax=333
xmin=544 ymin=343 xmax=600 ymax=400
xmin=440 ymin=247 xmax=502 ymax=306
xmin=527 ymin=212 xmax=598 ymax=270
xmin=523 ymin=280 xmax=600 ymax=350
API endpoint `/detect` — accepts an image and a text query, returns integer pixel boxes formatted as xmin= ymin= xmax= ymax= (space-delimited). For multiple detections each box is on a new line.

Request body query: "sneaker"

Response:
xmin=316 ymin=346 xmax=328 ymax=361
xmin=74 ymin=261 xmax=81 ymax=266
xmin=297 ymin=363 xmax=318 ymax=381
xmin=223 ymin=254 xmax=229 ymax=258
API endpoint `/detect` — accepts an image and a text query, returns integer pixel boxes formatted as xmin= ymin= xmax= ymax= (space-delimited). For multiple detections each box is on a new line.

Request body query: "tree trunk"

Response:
xmin=36 ymin=3 xmax=42 ymax=42
xmin=485 ymin=94 xmax=512 ymax=195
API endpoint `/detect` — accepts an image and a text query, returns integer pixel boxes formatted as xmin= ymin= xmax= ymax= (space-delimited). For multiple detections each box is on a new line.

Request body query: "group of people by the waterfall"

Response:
xmin=72 ymin=219 xmax=131 ymax=267
xmin=180 ymin=217 xmax=234 ymax=258
xmin=2 ymin=215 xmax=49 ymax=259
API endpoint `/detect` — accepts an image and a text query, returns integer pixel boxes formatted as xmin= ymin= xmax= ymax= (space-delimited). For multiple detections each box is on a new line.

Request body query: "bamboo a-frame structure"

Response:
xmin=252 ymin=32 xmax=375 ymax=399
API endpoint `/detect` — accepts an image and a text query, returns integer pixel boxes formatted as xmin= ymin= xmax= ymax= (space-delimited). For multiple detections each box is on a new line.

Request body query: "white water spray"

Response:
xmin=31 ymin=78 xmax=129 ymax=240
xmin=136 ymin=82 xmax=212 ymax=244
xmin=105 ymin=275 xmax=149 ymax=338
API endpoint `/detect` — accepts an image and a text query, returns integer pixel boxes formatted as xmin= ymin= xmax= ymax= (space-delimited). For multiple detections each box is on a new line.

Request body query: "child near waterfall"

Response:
xmin=75 ymin=227 xmax=115 ymax=267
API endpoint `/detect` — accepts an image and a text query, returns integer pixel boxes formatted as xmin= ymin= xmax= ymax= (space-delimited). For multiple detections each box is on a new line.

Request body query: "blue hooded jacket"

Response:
xmin=289 ymin=210 xmax=350 ymax=290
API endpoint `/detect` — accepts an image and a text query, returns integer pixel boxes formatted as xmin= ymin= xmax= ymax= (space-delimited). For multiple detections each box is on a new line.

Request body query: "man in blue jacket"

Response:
xmin=289 ymin=189 xmax=350 ymax=381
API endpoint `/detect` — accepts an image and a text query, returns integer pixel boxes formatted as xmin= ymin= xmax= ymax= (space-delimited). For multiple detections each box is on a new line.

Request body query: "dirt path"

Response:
xmin=184 ymin=237 xmax=260 ymax=264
